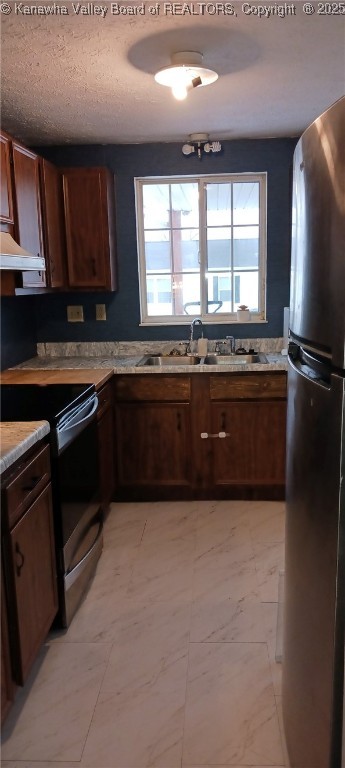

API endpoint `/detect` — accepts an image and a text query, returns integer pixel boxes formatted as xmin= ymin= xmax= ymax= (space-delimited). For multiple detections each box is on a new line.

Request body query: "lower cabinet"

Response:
xmin=114 ymin=375 xmax=192 ymax=498
xmin=114 ymin=371 xmax=287 ymax=500
xmin=7 ymin=484 xmax=57 ymax=685
xmin=1 ymin=569 xmax=14 ymax=724
xmin=97 ymin=381 xmax=115 ymax=511
xmin=1 ymin=440 xmax=58 ymax=720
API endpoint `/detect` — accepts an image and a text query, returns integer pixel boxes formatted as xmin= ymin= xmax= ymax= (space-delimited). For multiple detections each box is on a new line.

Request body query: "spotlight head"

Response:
xmin=182 ymin=144 xmax=195 ymax=156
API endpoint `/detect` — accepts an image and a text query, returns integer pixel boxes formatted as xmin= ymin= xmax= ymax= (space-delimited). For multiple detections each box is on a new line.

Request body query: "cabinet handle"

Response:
xmin=221 ymin=412 xmax=226 ymax=431
xmin=15 ymin=542 xmax=25 ymax=577
xmin=176 ymin=412 xmax=181 ymax=431
xmin=200 ymin=432 xmax=230 ymax=439
xmin=22 ymin=475 xmax=41 ymax=492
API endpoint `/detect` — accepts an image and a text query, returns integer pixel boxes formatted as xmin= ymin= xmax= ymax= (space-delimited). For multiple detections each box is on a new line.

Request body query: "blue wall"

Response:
xmin=0 ymin=137 xmax=296 ymax=369
xmin=1 ymin=296 xmax=37 ymax=370
xmin=33 ymin=137 xmax=296 ymax=344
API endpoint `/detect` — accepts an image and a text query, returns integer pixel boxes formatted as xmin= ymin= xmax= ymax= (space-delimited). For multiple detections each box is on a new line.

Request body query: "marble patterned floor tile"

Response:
xmin=80 ymin=687 xmax=185 ymax=767
xmin=196 ymin=501 xmax=251 ymax=532
xmin=195 ymin=531 xmax=254 ymax=571
xmin=248 ymin=501 xmax=286 ymax=544
xmin=103 ymin=518 xmax=147 ymax=554
xmin=128 ymin=539 xmax=194 ymax=602
xmin=261 ymin=602 xmax=283 ymax=695
xmin=190 ymin=593 xmax=265 ymax=643
xmin=1 ymin=643 xmax=111 ymax=762
xmin=253 ymin=541 xmax=285 ymax=602
xmin=183 ymin=642 xmax=284 ymax=766
xmin=193 ymin=555 xmax=258 ymax=602
xmin=101 ymin=600 xmax=190 ymax=694
xmin=141 ymin=503 xmax=197 ymax=545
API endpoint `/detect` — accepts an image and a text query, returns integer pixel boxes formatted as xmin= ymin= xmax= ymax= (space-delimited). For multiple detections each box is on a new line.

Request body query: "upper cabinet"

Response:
xmin=63 ymin=167 xmax=118 ymax=291
xmin=0 ymin=132 xmax=14 ymax=225
xmin=11 ymin=141 xmax=46 ymax=288
xmin=40 ymin=159 xmax=67 ymax=288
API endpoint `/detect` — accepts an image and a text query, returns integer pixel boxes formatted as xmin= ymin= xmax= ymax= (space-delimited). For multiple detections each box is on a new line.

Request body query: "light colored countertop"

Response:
xmin=5 ymin=353 xmax=288 ymax=374
xmin=0 ymin=421 xmax=50 ymax=475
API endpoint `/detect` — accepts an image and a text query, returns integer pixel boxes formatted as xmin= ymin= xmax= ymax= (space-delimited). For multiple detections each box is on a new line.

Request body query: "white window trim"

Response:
xmin=135 ymin=172 xmax=267 ymax=326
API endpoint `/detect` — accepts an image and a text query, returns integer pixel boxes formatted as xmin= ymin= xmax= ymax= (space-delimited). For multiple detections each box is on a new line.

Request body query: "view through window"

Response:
xmin=135 ymin=174 xmax=267 ymax=324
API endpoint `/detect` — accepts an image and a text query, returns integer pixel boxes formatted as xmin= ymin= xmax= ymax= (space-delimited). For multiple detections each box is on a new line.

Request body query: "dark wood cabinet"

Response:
xmin=7 ymin=484 xmax=57 ymax=684
xmin=1 ymin=569 xmax=15 ymax=724
xmin=11 ymin=141 xmax=46 ymax=288
xmin=1 ymin=441 xmax=58 ymax=702
xmin=63 ymin=167 xmax=117 ymax=290
xmin=114 ymin=375 xmax=192 ymax=497
xmin=114 ymin=372 xmax=287 ymax=500
xmin=40 ymin=159 xmax=67 ymax=288
xmin=97 ymin=381 xmax=115 ymax=511
xmin=0 ymin=131 xmax=14 ymax=224
xmin=203 ymin=372 xmax=287 ymax=498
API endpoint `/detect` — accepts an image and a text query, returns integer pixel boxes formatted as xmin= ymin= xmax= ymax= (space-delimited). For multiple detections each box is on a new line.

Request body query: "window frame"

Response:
xmin=135 ymin=172 xmax=267 ymax=326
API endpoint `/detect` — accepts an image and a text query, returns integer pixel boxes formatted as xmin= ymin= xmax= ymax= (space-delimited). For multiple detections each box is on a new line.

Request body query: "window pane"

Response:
xmin=206 ymin=183 xmax=231 ymax=226
xmin=207 ymin=227 xmax=231 ymax=270
xmin=234 ymin=270 xmax=259 ymax=311
xmin=206 ymin=271 xmax=232 ymax=313
xmin=145 ymin=231 xmax=170 ymax=272
xmin=171 ymin=183 xmax=199 ymax=228
xmin=233 ymin=182 xmax=259 ymax=225
xmin=172 ymin=273 xmax=200 ymax=315
xmin=233 ymin=226 xmax=259 ymax=269
xmin=143 ymin=185 xmax=170 ymax=229
xmin=172 ymin=229 xmax=199 ymax=271
xmin=146 ymin=275 xmax=173 ymax=315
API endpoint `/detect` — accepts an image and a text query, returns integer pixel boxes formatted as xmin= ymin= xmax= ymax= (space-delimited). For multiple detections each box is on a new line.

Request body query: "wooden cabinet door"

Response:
xmin=12 ymin=142 xmax=46 ymax=288
xmin=63 ymin=167 xmax=117 ymax=290
xmin=40 ymin=159 xmax=67 ymax=287
xmin=0 ymin=132 xmax=14 ymax=224
xmin=8 ymin=484 xmax=58 ymax=685
xmin=211 ymin=400 xmax=286 ymax=487
xmin=98 ymin=405 xmax=115 ymax=510
xmin=116 ymin=402 xmax=191 ymax=487
xmin=1 ymin=569 xmax=15 ymax=724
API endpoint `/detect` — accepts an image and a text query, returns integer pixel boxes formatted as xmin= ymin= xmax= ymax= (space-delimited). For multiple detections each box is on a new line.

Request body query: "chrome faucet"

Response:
xmin=226 ymin=335 xmax=236 ymax=354
xmin=188 ymin=317 xmax=204 ymax=352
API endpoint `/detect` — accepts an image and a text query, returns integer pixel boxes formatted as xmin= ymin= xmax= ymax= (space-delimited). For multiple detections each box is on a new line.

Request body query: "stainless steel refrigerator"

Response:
xmin=282 ymin=95 xmax=345 ymax=768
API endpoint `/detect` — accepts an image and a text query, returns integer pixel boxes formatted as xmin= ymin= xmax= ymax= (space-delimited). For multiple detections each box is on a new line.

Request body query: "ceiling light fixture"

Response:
xmin=154 ymin=52 xmax=218 ymax=101
xmin=182 ymin=133 xmax=222 ymax=159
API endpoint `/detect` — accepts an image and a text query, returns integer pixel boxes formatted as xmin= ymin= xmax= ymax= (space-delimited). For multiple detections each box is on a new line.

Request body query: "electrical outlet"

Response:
xmin=67 ymin=305 xmax=84 ymax=322
xmin=96 ymin=304 xmax=107 ymax=321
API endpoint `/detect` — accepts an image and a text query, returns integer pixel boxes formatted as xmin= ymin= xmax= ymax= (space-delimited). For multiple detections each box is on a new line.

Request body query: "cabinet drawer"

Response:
xmin=97 ymin=381 xmax=113 ymax=418
xmin=3 ymin=445 xmax=51 ymax=529
xmin=209 ymin=373 xmax=287 ymax=401
xmin=114 ymin=376 xmax=191 ymax=402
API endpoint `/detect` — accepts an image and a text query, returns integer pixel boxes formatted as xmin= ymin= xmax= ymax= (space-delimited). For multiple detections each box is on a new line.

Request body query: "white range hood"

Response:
xmin=0 ymin=232 xmax=45 ymax=271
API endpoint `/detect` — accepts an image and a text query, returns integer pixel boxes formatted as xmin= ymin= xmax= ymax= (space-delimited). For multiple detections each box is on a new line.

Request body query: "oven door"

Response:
xmin=53 ymin=396 xmax=103 ymax=627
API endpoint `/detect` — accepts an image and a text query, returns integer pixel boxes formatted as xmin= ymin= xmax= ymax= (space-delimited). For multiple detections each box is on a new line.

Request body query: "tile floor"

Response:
xmin=1 ymin=500 xmax=289 ymax=768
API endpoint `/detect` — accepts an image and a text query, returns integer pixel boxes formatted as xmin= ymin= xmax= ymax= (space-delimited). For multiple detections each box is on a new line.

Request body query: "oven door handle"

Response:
xmin=58 ymin=396 xmax=98 ymax=434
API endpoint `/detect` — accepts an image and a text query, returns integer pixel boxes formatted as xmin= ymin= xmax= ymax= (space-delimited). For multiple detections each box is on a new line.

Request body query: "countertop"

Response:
xmin=0 ymin=421 xmax=50 ymax=475
xmin=4 ymin=353 xmax=288 ymax=375
xmin=0 ymin=368 xmax=114 ymax=388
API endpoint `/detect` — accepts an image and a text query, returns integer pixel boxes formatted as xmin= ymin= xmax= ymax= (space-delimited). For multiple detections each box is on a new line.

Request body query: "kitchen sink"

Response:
xmin=204 ymin=353 xmax=267 ymax=365
xmin=137 ymin=355 xmax=201 ymax=366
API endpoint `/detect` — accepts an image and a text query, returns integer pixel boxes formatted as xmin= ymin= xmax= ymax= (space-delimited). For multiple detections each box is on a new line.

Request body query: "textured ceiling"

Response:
xmin=1 ymin=1 xmax=345 ymax=145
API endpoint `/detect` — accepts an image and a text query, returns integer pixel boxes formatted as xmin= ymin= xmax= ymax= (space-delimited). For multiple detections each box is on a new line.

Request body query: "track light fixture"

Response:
xmin=154 ymin=52 xmax=218 ymax=101
xmin=182 ymin=133 xmax=222 ymax=159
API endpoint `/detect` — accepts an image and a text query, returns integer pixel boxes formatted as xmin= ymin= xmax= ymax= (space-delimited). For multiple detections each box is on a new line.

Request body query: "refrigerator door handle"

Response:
xmin=288 ymin=353 xmax=331 ymax=390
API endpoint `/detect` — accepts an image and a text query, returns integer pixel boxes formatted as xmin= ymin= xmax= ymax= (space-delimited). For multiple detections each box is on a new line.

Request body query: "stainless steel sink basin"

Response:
xmin=137 ymin=355 xmax=201 ymax=367
xmin=204 ymin=353 xmax=267 ymax=365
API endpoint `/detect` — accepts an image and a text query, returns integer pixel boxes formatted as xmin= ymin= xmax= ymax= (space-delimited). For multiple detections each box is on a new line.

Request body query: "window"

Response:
xmin=135 ymin=173 xmax=267 ymax=325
